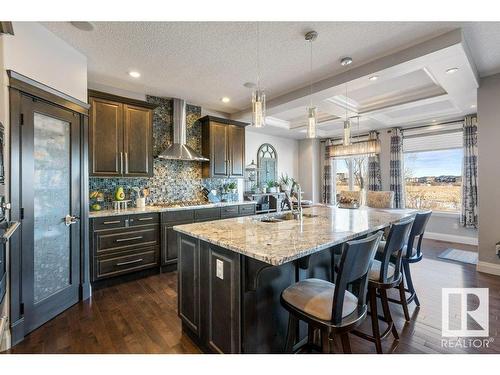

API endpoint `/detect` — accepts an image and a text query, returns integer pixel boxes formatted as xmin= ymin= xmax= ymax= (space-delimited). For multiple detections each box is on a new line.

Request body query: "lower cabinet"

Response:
xmin=90 ymin=204 xmax=256 ymax=281
xmin=178 ymin=234 xmax=241 ymax=353
xmin=161 ymin=210 xmax=194 ymax=266
xmin=90 ymin=213 xmax=160 ymax=282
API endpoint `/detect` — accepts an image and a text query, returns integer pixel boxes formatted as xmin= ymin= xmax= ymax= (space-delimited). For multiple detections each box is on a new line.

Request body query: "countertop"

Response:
xmin=173 ymin=206 xmax=416 ymax=266
xmin=89 ymin=201 xmax=257 ymax=218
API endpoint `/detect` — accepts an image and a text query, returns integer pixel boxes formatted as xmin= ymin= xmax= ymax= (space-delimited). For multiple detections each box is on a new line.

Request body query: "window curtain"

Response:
xmin=461 ymin=115 xmax=478 ymax=228
xmin=390 ymin=128 xmax=405 ymax=208
xmin=367 ymin=131 xmax=382 ymax=191
xmin=323 ymin=140 xmax=333 ymax=204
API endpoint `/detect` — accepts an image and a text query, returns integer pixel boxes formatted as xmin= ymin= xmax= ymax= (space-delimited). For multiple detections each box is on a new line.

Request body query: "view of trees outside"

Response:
xmin=335 ymin=156 xmax=368 ymax=193
xmin=404 ymin=149 xmax=463 ymax=212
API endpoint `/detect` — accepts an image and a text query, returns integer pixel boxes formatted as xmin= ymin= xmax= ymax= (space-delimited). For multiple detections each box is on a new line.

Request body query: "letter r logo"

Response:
xmin=442 ymin=288 xmax=489 ymax=337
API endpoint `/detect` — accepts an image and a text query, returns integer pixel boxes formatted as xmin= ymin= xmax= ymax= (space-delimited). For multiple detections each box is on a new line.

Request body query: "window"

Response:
xmin=333 ymin=156 xmax=368 ymax=199
xmin=403 ymin=126 xmax=463 ymax=212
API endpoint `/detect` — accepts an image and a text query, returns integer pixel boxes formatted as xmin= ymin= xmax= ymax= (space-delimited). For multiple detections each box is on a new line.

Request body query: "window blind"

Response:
xmin=403 ymin=124 xmax=463 ymax=153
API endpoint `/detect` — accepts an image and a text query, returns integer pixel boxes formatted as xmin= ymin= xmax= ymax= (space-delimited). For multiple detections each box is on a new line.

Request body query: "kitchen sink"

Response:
xmin=256 ymin=212 xmax=316 ymax=223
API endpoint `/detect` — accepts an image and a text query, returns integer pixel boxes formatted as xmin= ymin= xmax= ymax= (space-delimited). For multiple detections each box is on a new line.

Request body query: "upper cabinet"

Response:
xmin=89 ymin=90 xmax=156 ymax=177
xmin=200 ymin=116 xmax=247 ymax=179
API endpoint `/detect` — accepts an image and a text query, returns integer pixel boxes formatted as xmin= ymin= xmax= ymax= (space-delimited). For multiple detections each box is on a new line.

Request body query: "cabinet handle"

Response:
xmin=115 ymin=236 xmax=143 ymax=243
xmin=120 ymin=152 xmax=124 ymax=174
xmin=138 ymin=217 xmax=153 ymax=221
xmin=125 ymin=152 xmax=129 ymax=174
xmin=116 ymin=258 xmax=143 ymax=266
xmin=103 ymin=220 xmax=121 ymax=225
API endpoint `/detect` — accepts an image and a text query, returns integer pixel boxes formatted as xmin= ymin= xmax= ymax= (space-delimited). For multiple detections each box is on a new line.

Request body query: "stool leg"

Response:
xmin=380 ymin=289 xmax=399 ymax=340
xmin=321 ymin=328 xmax=331 ymax=353
xmin=340 ymin=333 xmax=352 ymax=354
xmin=284 ymin=314 xmax=298 ymax=353
xmin=369 ymin=286 xmax=383 ymax=354
xmin=398 ymin=279 xmax=411 ymax=322
xmin=403 ymin=261 xmax=420 ymax=306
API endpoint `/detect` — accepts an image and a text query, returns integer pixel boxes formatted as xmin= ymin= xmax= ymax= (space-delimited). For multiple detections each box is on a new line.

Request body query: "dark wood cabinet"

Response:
xmin=89 ymin=97 xmax=123 ymax=176
xmin=178 ymin=234 xmax=201 ymax=337
xmin=161 ymin=210 xmax=194 ymax=267
xmin=90 ymin=204 xmax=255 ymax=281
xmin=89 ymin=90 xmax=156 ymax=177
xmin=89 ymin=213 xmax=160 ymax=281
xmin=123 ymin=104 xmax=153 ymax=176
xmin=200 ymin=116 xmax=247 ymax=178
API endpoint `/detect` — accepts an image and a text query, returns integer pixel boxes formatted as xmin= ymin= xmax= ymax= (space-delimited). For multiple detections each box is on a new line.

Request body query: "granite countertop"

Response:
xmin=89 ymin=201 xmax=257 ymax=218
xmin=174 ymin=206 xmax=416 ymax=266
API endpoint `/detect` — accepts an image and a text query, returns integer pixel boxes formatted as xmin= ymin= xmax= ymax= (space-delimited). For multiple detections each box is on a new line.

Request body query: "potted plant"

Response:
xmin=279 ymin=173 xmax=291 ymax=192
xmin=227 ymin=181 xmax=237 ymax=194
xmin=267 ymin=180 xmax=277 ymax=193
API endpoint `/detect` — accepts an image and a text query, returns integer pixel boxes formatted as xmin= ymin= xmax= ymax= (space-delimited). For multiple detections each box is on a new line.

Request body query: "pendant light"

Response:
xmin=252 ymin=23 xmax=266 ymax=128
xmin=305 ymin=31 xmax=318 ymax=139
xmin=343 ymin=84 xmax=351 ymax=146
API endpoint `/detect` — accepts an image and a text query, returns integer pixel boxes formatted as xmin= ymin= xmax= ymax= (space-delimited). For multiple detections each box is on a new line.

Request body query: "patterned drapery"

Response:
xmin=323 ymin=140 xmax=333 ymax=204
xmin=367 ymin=131 xmax=382 ymax=191
xmin=390 ymin=128 xmax=405 ymax=208
xmin=461 ymin=115 xmax=478 ymax=228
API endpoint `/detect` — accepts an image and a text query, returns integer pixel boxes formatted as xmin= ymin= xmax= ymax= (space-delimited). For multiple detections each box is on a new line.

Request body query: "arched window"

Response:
xmin=257 ymin=143 xmax=278 ymax=186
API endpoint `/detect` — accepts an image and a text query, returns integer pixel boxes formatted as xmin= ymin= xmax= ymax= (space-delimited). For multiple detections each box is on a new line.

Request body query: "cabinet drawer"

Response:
xmin=129 ymin=213 xmax=159 ymax=226
xmin=162 ymin=210 xmax=194 ymax=223
xmin=93 ymin=216 xmax=127 ymax=230
xmin=221 ymin=205 xmax=239 ymax=218
xmin=96 ymin=248 xmax=158 ymax=279
xmin=96 ymin=227 xmax=159 ymax=254
xmin=195 ymin=208 xmax=221 ymax=222
xmin=238 ymin=204 xmax=255 ymax=216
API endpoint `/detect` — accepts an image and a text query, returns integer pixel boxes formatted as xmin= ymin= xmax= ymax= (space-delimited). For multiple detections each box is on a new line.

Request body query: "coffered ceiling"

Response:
xmin=41 ymin=21 xmax=499 ymax=139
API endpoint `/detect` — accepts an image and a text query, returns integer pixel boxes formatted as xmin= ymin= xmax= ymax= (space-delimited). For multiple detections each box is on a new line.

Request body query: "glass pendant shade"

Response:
xmin=329 ymin=139 xmax=381 ymax=158
xmin=306 ymin=106 xmax=317 ymax=138
xmin=343 ymin=120 xmax=351 ymax=146
xmin=252 ymin=89 xmax=266 ymax=128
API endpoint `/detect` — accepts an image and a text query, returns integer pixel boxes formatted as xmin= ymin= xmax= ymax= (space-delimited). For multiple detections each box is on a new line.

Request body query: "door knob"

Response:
xmin=64 ymin=215 xmax=80 ymax=226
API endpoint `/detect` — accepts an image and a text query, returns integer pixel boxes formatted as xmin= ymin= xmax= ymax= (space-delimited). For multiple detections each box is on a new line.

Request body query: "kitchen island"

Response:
xmin=174 ymin=205 xmax=416 ymax=353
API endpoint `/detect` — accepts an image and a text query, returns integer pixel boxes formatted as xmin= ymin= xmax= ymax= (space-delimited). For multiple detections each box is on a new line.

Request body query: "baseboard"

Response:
xmin=477 ymin=261 xmax=500 ymax=276
xmin=424 ymin=232 xmax=478 ymax=246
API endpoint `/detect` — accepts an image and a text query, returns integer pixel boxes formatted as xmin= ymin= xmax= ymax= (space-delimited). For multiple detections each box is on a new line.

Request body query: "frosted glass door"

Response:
xmin=33 ymin=112 xmax=71 ymax=303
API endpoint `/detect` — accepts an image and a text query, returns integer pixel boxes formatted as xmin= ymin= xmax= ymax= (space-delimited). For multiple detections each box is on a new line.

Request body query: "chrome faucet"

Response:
xmin=294 ymin=184 xmax=303 ymax=220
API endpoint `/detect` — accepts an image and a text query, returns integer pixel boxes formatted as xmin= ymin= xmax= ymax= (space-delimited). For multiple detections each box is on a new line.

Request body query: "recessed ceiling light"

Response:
xmin=369 ymin=75 xmax=379 ymax=81
xmin=340 ymin=57 xmax=353 ymax=66
xmin=471 ymin=104 xmax=477 ymax=109
xmin=128 ymin=71 xmax=141 ymax=78
xmin=432 ymin=119 xmax=437 ymax=123
xmin=446 ymin=67 xmax=459 ymax=74
xmin=70 ymin=21 xmax=95 ymax=31
xmin=221 ymin=97 xmax=230 ymax=103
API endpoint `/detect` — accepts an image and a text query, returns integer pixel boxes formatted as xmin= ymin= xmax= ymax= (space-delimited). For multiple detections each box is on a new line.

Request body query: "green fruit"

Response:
xmin=115 ymin=186 xmax=125 ymax=201
xmin=91 ymin=203 xmax=101 ymax=211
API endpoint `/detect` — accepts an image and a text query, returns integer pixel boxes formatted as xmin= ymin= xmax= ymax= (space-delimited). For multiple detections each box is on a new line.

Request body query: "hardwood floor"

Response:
xmin=8 ymin=239 xmax=500 ymax=354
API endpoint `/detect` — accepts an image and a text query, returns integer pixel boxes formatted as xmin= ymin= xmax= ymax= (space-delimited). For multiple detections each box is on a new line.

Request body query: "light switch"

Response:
xmin=216 ymin=259 xmax=224 ymax=280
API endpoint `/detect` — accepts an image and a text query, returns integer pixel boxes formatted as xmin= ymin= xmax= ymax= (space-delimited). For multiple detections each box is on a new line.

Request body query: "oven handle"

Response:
xmin=1 ymin=221 xmax=20 ymax=244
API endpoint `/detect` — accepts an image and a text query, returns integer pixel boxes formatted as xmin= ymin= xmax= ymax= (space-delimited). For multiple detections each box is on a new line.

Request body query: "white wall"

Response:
xmin=298 ymin=138 xmax=321 ymax=203
xmin=477 ymin=73 xmax=500 ymax=270
xmin=2 ymin=22 xmax=87 ymax=102
xmin=245 ymin=129 xmax=299 ymax=179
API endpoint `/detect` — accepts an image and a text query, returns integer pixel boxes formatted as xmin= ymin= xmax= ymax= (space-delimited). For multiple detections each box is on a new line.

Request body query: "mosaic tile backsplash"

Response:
xmin=89 ymin=95 xmax=238 ymax=207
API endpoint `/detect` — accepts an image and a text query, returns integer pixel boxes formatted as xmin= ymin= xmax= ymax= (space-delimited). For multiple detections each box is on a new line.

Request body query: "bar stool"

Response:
xmin=352 ymin=218 xmax=414 ymax=353
xmin=280 ymin=231 xmax=383 ymax=354
xmin=387 ymin=210 xmax=432 ymax=319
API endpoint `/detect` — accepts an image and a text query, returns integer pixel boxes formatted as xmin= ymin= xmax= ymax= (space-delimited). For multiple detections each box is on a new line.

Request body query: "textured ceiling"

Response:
xmin=41 ymin=21 xmax=500 ymax=114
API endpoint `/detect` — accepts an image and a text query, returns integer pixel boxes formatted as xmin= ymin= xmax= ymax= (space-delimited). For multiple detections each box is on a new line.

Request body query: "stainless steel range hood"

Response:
xmin=157 ymin=98 xmax=209 ymax=161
